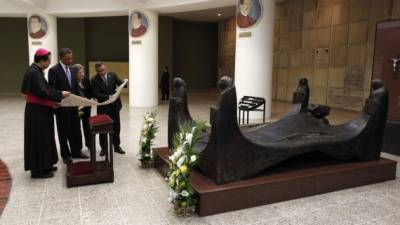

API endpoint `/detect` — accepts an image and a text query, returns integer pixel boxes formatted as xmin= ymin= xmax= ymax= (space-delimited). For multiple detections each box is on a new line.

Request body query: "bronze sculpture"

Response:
xmin=168 ymin=77 xmax=389 ymax=184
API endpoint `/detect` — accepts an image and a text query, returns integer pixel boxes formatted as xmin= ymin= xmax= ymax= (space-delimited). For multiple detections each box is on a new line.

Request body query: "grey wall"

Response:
xmin=85 ymin=16 xmax=129 ymax=61
xmin=173 ymin=20 xmax=218 ymax=89
xmin=0 ymin=18 xmax=28 ymax=94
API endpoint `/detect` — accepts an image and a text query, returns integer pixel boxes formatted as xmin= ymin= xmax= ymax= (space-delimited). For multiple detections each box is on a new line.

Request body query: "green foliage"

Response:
xmin=166 ymin=121 xmax=206 ymax=211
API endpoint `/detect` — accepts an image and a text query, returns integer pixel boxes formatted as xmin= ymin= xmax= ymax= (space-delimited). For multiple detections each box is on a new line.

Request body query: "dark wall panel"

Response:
xmin=0 ymin=18 xmax=28 ymax=94
xmin=159 ymin=16 xmax=174 ymax=80
xmin=57 ymin=18 xmax=86 ymax=67
xmin=173 ymin=21 xmax=218 ymax=89
xmin=85 ymin=16 xmax=129 ymax=61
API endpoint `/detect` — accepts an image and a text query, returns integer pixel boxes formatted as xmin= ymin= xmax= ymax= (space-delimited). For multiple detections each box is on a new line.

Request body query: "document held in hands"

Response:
xmin=60 ymin=79 xmax=128 ymax=107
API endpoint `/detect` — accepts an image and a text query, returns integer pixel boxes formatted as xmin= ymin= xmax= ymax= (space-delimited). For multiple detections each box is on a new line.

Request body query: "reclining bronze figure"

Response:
xmin=168 ymin=77 xmax=389 ymax=184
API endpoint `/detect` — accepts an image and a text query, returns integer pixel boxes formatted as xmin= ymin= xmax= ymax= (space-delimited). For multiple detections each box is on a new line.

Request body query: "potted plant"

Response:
xmin=166 ymin=122 xmax=205 ymax=217
xmin=138 ymin=111 xmax=158 ymax=168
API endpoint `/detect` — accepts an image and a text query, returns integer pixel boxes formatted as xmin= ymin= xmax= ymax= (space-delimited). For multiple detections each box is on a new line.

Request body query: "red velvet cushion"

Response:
xmin=89 ymin=114 xmax=113 ymax=126
xmin=68 ymin=161 xmax=93 ymax=176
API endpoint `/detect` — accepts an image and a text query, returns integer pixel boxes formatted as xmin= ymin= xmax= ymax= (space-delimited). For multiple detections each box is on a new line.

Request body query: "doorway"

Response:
xmin=373 ymin=20 xmax=400 ymax=155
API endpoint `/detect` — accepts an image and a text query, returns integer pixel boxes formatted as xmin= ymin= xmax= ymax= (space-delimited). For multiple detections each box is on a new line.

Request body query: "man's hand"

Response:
xmin=62 ymin=91 xmax=70 ymax=98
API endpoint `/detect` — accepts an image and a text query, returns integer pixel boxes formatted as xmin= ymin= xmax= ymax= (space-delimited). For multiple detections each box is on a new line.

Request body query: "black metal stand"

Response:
xmin=238 ymin=96 xmax=266 ymax=125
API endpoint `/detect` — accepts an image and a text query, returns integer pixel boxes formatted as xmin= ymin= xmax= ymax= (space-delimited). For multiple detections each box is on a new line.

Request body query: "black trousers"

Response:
xmin=55 ymin=107 xmax=82 ymax=159
xmin=161 ymin=86 xmax=169 ymax=100
xmin=80 ymin=107 xmax=91 ymax=149
xmin=98 ymin=109 xmax=121 ymax=150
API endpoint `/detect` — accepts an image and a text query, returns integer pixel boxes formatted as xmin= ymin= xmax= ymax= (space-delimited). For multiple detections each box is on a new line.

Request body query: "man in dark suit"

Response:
xmin=91 ymin=61 xmax=126 ymax=156
xmin=48 ymin=48 xmax=87 ymax=165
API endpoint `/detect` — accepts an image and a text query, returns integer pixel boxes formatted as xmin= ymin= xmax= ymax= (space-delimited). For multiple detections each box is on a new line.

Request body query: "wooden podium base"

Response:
xmin=66 ymin=161 xmax=114 ymax=188
xmin=153 ymin=147 xmax=397 ymax=216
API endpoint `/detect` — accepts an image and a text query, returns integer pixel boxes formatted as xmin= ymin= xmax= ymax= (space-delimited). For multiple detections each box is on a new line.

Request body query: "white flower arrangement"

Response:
xmin=166 ymin=122 xmax=205 ymax=213
xmin=137 ymin=111 xmax=158 ymax=166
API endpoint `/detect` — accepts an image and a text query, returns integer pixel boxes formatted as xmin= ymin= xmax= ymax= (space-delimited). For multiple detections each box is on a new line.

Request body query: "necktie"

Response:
xmin=65 ymin=66 xmax=72 ymax=87
xmin=103 ymin=75 xmax=108 ymax=86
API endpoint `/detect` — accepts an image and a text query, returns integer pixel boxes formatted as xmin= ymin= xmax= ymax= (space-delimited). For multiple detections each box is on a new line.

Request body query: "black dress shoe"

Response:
xmin=72 ymin=152 xmax=89 ymax=159
xmin=31 ymin=171 xmax=54 ymax=179
xmin=114 ymin=147 xmax=126 ymax=154
xmin=99 ymin=150 xmax=106 ymax=157
xmin=63 ymin=157 xmax=73 ymax=165
xmin=46 ymin=166 xmax=58 ymax=172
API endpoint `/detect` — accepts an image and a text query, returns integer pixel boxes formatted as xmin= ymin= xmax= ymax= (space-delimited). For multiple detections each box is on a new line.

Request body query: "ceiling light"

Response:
xmin=217 ymin=13 xmax=222 ymax=17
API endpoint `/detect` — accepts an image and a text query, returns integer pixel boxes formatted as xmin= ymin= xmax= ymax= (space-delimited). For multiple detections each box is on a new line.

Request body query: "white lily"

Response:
xmin=175 ymin=146 xmax=184 ymax=157
xmin=181 ymin=190 xmax=189 ymax=197
xmin=185 ymin=133 xmax=193 ymax=144
xmin=176 ymin=156 xmax=186 ymax=168
xmin=169 ymin=154 xmax=176 ymax=162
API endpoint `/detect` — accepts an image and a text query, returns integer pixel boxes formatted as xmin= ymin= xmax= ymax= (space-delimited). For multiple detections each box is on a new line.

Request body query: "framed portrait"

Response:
xmin=236 ymin=0 xmax=263 ymax=29
xmin=28 ymin=15 xmax=48 ymax=39
xmin=129 ymin=11 xmax=149 ymax=38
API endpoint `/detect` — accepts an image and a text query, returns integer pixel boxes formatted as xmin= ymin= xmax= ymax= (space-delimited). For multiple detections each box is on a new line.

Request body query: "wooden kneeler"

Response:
xmin=66 ymin=114 xmax=114 ymax=187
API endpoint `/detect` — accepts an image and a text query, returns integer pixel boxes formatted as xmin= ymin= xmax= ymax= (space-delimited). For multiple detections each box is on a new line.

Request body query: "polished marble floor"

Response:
xmin=0 ymin=92 xmax=400 ymax=225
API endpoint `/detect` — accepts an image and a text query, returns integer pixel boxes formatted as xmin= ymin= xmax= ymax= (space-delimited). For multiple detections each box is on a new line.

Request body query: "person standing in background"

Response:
xmin=74 ymin=64 xmax=92 ymax=152
xmin=160 ymin=66 xmax=170 ymax=100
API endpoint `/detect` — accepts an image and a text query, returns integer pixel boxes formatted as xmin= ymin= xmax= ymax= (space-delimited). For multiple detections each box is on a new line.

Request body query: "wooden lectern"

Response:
xmin=66 ymin=114 xmax=114 ymax=187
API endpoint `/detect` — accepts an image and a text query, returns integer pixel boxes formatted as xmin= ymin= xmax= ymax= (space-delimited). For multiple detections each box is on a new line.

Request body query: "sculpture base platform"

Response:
xmin=153 ymin=147 xmax=397 ymax=216
xmin=66 ymin=161 xmax=114 ymax=188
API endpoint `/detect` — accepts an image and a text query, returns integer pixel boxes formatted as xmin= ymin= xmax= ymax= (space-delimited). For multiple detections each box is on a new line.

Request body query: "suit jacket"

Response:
xmin=91 ymin=72 xmax=123 ymax=113
xmin=160 ymin=71 xmax=170 ymax=89
xmin=48 ymin=63 xmax=78 ymax=94
xmin=77 ymin=76 xmax=92 ymax=99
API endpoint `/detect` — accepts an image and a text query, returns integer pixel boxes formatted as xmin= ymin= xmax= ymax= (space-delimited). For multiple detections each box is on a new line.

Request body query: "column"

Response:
xmin=129 ymin=9 xmax=159 ymax=107
xmin=27 ymin=13 xmax=58 ymax=76
xmin=235 ymin=0 xmax=275 ymax=120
